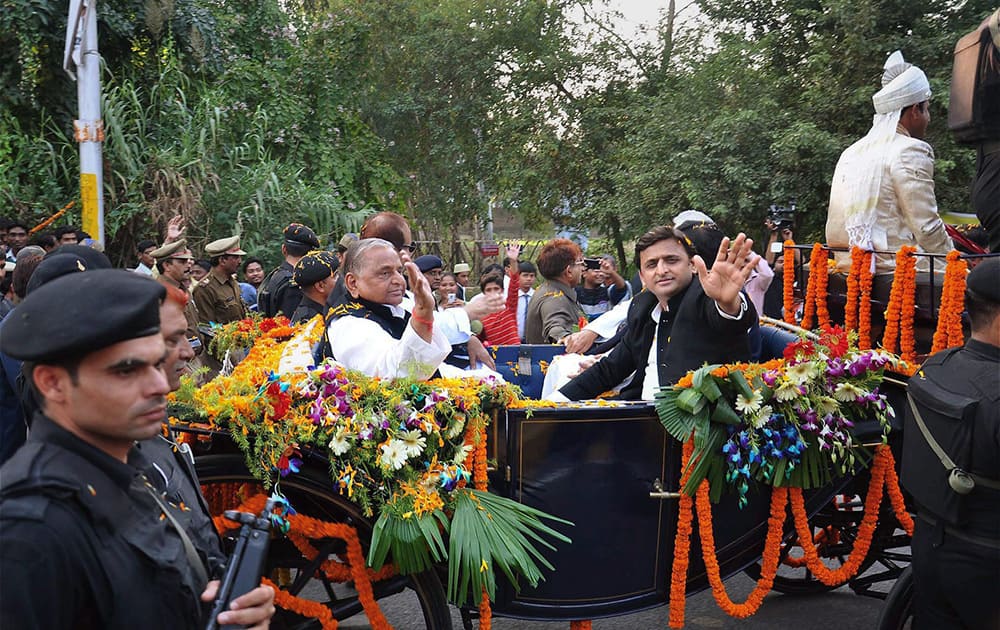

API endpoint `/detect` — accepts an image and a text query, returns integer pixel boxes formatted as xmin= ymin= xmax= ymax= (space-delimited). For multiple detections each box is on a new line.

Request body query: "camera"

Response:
xmin=584 ymin=258 xmax=602 ymax=270
xmin=767 ymin=200 xmax=797 ymax=232
xmin=447 ymin=293 xmax=456 ymax=303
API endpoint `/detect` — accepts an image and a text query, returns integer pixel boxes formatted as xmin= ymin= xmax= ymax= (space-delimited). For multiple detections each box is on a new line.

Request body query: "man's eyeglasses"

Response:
xmin=400 ymin=242 xmax=418 ymax=254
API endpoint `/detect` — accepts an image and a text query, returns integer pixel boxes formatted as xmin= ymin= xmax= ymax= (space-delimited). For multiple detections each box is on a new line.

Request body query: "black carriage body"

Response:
xmin=490 ymin=402 xmax=848 ymax=621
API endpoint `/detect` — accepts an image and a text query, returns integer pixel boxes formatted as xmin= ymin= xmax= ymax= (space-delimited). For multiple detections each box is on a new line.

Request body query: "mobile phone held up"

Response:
xmin=584 ymin=258 xmax=602 ymax=270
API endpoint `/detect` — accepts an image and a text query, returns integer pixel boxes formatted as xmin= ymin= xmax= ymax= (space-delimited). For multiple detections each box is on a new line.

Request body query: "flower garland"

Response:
xmin=668 ymin=438 xmax=696 ymax=629
xmin=881 ymin=246 xmax=917 ymax=360
xmin=467 ymin=422 xmax=493 ymax=630
xmin=858 ymin=250 xmax=873 ymax=350
xmin=697 ymin=484 xmax=788 ymax=617
xmin=931 ymin=251 xmax=967 ymax=353
xmin=213 ymin=492 xmax=393 ymax=630
xmin=667 ymin=444 xmax=914 ymax=626
xmin=844 ymin=247 xmax=862 ymax=332
xmin=787 ymin=446 xmax=890 ymax=585
xmin=800 ymin=243 xmax=830 ymax=330
xmin=782 ymin=240 xmax=797 ymax=325
xmin=569 ymin=621 xmax=592 ymax=630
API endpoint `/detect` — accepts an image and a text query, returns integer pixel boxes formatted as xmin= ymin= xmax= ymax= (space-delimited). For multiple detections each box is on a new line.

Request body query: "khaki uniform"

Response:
xmin=192 ymin=271 xmax=247 ymax=325
xmin=524 ymin=279 xmax=585 ymax=344
xmin=157 ymin=275 xmax=201 ymax=341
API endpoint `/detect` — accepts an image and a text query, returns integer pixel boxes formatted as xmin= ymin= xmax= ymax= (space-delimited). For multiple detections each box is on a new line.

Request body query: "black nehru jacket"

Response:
xmin=0 ymin=270 xmax=210 ymax=629
xmin=560 ymin=278 xmax=755 ymax=401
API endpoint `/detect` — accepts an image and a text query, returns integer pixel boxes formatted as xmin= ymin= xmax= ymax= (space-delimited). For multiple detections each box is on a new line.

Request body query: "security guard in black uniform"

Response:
xmin=901 ymin=257 xmax=1000 ymax=630
xmin=0 ymin=270 xmax=274 ymax=629
xmin=258 ymin=223 xmax=321 ymax=318
xmin=290 ymin=249 xmax=338 ymax=324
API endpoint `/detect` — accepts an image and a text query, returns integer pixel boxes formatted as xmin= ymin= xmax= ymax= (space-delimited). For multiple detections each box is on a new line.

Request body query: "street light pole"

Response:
xmin=64 ymin=0 xmax=105 ymax=245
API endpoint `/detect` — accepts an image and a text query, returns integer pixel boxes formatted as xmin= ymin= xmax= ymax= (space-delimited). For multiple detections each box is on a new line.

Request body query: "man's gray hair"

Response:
xmin=15 ymin=246 xmax=45 ymax=263
xmin=344 ymin=238 xmax=397 ymax=276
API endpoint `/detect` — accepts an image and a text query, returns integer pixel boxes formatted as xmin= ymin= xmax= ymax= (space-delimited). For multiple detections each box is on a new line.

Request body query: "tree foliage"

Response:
xmin=0 ymin=0 xmax=993 ymax=267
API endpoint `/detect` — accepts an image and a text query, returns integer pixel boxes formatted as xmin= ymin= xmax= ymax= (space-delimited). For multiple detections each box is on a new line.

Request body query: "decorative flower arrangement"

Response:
xmin=170 ymin=317 xmax=570 ymax=608
xmin=656 ymin=325 xmax=905 ymax=505
xmin=207 ymin=313 xmax=293 ymax=357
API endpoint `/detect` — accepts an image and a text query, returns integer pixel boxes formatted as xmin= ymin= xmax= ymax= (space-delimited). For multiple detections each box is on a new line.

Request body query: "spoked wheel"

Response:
xmin=877 ymin=566 xmax=914 ymax=630
xmin=196 ymin=454 xmax=454 ymax=630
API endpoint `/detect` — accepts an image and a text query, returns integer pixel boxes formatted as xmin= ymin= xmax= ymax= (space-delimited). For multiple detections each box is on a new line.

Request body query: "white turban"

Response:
xmin=842 ymin=52 xmax=931 ymax=255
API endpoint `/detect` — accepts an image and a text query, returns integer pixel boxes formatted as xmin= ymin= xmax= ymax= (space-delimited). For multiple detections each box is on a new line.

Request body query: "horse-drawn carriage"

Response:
xmin=175 ymin=243 xmax=986 ymax=629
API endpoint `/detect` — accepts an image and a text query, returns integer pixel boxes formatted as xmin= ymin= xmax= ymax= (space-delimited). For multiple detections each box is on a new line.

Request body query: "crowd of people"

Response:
xmin=0 ymin=35 xmax=998 ymax=629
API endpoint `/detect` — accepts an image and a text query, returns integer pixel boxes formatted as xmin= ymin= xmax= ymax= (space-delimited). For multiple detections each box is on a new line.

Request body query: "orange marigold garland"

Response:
xmin=262 ymin=577 xmax=337 ymax=629
xmin=897 ymin=250 xmax=918 ymax=364
xmin=881 ymin=247 xmax=914 ymax=354
xmin=466 ymin=418 xmax=493 ymax=629
xmin=845 ymin=247 xmax=862 ymax=332
xmin=858 ymin=250 xmax=874 ymax=349
xmin=697 ymin=484 xmax=788 ymax=617
xmin=882 ymin=449 xmax=914 ymax=536
xmin=931 ymin=251 xmax=968 ymax=353
xmin=800 ymin=243 xmax=830 ymax=330
xmin=782 ymin=240 xmax=797 ymax=325
xmin=569 ymin=621 xmax=592 ymax=630
xmin=787 ymin=445 xmax=890 ymax=586
xmin=668 ymin=439 xmax=696 ymax=628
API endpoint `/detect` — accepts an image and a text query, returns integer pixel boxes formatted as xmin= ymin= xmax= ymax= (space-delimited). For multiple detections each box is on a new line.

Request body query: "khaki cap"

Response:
xmin=204 ymin=235 xmax=246 ymax=257
xmin=150 ymin=239 xmax=194 ymax=261
xmin=453 ymin=263 xmax=471 ymax=274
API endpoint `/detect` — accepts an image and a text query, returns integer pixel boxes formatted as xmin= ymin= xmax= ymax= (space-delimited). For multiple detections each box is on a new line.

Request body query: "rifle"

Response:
xmin=205 ymin=499 xmax=275 ymax=630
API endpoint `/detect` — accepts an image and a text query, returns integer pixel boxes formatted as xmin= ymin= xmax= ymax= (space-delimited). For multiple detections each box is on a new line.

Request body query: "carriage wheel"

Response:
xmin=742 ymin=492 xmax=896 ymax=595
xmin=196 ymin=454 xmax=454 ymax=630
xmin=876 ymin=566 xmax=913 ymax=629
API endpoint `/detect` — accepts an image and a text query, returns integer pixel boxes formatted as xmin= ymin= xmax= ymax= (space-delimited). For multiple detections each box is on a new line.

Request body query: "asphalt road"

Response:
xmin=338 ymin=563 xmax=901 ymax=630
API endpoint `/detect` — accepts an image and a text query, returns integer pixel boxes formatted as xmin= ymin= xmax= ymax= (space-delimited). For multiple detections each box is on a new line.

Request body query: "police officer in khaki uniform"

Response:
xmin=192 ymin=235 xmax=248 ymax=325
xmin=151 ymin=239 xmax=201 ymax=351
xmin=902 ymin=257 xmax=1000 ymax=629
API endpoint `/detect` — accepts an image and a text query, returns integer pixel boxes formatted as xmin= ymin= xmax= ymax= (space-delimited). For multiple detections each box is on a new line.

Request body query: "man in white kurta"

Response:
xmin=326 ymin=239 xmax=450 ymax=380
xmin=826 ymin=51 xmax=953 ymax=275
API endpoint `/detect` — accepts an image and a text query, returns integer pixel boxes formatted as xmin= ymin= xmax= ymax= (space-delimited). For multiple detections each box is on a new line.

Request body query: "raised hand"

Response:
xmin=404 ymin=260 xmax=436 ymax=341
xmin=692 ymin=232 xmax=759 ymax=316
xmin=506 ymin=242 xmax=522 ymax=261
xmin=165 ymin=215 xmax=186 ymax=243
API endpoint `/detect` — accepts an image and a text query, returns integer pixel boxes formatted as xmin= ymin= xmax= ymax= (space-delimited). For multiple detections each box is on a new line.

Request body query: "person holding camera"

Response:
xmin=575 ymin=255 xmax=629 ymax=322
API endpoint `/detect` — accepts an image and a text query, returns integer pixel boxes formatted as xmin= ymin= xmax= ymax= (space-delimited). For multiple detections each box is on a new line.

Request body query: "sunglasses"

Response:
xmin=400 ymin=242 xmax=418 ymax=254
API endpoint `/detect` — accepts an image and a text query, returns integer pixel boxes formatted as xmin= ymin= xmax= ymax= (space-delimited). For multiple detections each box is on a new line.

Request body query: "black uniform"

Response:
xmin=258 ymin=261 xmax=301 ymax=318
xmin=290 ymin=296 xmax=326 ymax=324
xmin=902 ymin=339 xmax=1000 ymax=630
xmin=0 ymin=414 xmax=210 ymax=629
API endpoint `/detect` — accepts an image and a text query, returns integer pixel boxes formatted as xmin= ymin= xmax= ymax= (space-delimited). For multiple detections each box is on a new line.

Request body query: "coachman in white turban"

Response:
xmin=826 ymin=51 xmax=954 ymax=274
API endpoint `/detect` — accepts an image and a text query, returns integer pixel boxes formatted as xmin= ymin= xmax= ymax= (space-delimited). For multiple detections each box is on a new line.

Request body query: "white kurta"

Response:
xmin=327 ymin=307 xmax=451 ymax=380
xmin=827 ymin=125 xmax=953 ymax=274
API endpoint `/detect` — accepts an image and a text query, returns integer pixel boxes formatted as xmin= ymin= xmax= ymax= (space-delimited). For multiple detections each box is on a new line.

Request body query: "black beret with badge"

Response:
xmin=966 ymin=257 xmax=1000 ymax=303
xmin=1 ymin=269 xmax=165 ymax=363
xmin=26 ymin=247 xmax=113 ymax=295
xmin=284 ymin=223 xmax=321 ymax=249
xmin=292 ymin=250 xmax=339 ymax=287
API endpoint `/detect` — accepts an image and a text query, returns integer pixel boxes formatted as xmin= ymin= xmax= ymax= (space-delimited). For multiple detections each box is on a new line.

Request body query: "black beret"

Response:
xmin=292 ymin=251 xmax=338 ymax=287
xmin=283 ymin=223 xmax=320 ymax=248
xmin=46 ymin=244 xmax=113 ymax=267
xmin=26 ymin=247 xmax=113 ymax=295
xmin=966 ymin=257 xmax=1000 ymax=303
xmin=1 ymin=270 xmax=165 ymax=363
xmin=414 ymin=255 xmax=443 ymax=273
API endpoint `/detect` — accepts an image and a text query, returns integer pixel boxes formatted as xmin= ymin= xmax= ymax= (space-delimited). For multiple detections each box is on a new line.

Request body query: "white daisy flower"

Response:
xmin=328 ymin=429 xmax=352 ymax=456
xmin=379 ymin=440 xmax=408 ymax=470
xmin=774 ymin=380 xmax=801 ymax=402
xmin=833 ymin=382 xmax=866 ymax=402
xmin=401 ymin=430 xmax=427 ymax=458
xmin=735 ymin=391 xmax=763 ymax=415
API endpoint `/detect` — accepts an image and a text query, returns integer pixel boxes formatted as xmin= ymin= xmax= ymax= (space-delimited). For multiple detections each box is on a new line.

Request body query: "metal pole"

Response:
xmin=70 ymin=1 xmax=106 ymax=245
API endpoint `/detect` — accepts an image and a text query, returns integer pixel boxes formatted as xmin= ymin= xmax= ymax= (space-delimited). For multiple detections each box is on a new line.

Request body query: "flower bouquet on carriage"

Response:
xmin=169 ymin=313 xmax=571 ymax=609
xmin=655 ymin=325 xmax=910 ymax=505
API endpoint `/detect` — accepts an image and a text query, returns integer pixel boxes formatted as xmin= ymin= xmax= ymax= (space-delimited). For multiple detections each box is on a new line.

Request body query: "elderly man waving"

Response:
xmin=325 ymin=238 xmax=450 ymax=380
